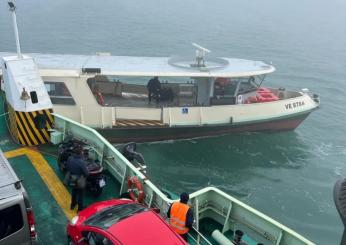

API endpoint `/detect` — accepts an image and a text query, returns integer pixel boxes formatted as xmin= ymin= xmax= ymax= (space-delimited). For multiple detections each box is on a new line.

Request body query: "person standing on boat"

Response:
xmin=147 ymin=76 xmax=161 ymax=104
xmin=167 ymin=192 xmax=194 ymax=241
xmin=66 ymin=146 xmax=89 ymax=212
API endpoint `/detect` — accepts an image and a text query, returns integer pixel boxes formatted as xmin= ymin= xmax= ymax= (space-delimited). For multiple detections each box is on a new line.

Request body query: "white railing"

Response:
xmin=52 ymin=113 xmax=315 ymax=245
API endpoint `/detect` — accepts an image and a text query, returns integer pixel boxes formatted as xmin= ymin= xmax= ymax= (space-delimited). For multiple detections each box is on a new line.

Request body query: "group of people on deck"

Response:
xmin=147 ymin=76 xmax=161 ymax=104
xmin=147 ymin=76 xmax=174 ymax=105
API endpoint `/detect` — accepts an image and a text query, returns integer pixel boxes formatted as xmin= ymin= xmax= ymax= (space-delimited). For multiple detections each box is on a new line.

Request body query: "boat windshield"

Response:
xmin=85 ymin=203 xmax=148 ymax=229
xmin=236 ymin=77 xmax=259 ymax=95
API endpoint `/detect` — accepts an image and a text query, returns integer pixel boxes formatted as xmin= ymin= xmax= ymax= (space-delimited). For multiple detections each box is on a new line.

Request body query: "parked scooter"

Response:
xmin=58 ymin=138 xmax=106 ymax=196
xmin=121 ymin=142 xmax=146 ymax=173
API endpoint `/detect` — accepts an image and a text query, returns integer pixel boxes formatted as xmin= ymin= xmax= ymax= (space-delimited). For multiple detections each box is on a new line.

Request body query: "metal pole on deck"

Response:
xmin=8 ymin=2 xmax=22 ymax=59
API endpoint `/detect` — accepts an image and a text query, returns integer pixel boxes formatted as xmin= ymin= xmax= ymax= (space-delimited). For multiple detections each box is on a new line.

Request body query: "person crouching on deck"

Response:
xmin=167 ymin=192 xmax=194 ymax=241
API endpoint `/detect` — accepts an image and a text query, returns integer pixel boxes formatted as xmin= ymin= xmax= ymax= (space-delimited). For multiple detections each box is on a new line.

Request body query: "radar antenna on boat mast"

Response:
xmin=192 ymin=43 xmax=210 ymax=67
xmin=8 ymin=1 xmax=22 ymax=59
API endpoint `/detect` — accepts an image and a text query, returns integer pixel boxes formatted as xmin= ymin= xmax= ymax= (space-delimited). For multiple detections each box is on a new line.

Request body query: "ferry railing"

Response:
xmin=188 ymin=227 xmax=214 ymax=245
xmin=53 ymin=113 xmax=314 ymax=245
xmin=53 ymin=113 xmax=172 ymax=204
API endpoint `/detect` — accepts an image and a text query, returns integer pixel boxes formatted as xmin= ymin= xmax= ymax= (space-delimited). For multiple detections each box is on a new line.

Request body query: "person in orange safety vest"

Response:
xmin=167 ymin=192 xmax=194 ymax=241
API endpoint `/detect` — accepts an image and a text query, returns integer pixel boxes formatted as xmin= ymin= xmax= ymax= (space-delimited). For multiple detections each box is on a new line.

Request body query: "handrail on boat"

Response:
xmin=189 ymin=227 xmax=214 ymax=245
xmin=52 ymin=113 xmax=146 ymax=179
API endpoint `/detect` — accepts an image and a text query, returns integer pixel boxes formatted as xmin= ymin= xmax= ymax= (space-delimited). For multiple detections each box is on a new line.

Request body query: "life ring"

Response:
xmin=94 ymin=92 xmax=105 ymax=106
xmin=127 ymin=176 xmax=145 ymax=203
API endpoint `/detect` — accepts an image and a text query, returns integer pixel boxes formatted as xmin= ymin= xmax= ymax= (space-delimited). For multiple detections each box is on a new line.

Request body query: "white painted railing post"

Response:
xmin=62 ymin=120 xmax=67 ymax=140
xmin=222 ymin=202 xmax=233 ymax=233
xmin=112 ymin=107 xmax=116 ymax=126
xmin=120 ymin=166 xmax=128 ymax=195
xmin=199 ymin=107 xmax=203 ymax=126
xmin=80 ymin=106 xmax=84 ymax=124
xmin=101 ymin=107 xmax=104 ymax=128
xmin=195 ymin=198 xmax=200 ymax=244
xmin=168 ymin=108 xmax=172 ymax=127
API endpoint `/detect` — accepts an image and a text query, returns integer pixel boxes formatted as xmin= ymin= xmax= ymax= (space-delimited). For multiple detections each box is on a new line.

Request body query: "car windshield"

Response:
xmin=85 ymin=203 xmax=148 ymax=229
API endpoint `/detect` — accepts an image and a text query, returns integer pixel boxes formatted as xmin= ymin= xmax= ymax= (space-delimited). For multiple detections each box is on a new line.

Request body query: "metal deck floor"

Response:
xmin=0 ymin=94 xmax=122 ymax=244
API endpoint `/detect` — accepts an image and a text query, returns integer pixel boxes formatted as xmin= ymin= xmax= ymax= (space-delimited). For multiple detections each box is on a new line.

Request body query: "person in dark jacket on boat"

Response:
xmin=66 ymin=146 xmax=89 ymax=212
xmin=147 ymin=76 xmax=161 ymax=104
xmin=167 ymin=192 xmax=194 ymax=241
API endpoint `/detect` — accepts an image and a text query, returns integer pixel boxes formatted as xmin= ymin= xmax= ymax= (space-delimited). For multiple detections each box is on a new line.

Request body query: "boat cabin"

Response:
xmin=85 ymin=75 xmax=267 ymax=108
xmin=88 ymin=75 xmax=277 ymax=107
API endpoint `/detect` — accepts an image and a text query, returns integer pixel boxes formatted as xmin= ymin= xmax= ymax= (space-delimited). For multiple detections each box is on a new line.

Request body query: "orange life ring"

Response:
xmin=95 ymin=92 xmax=105 ymax=106
xmin=127 ymin=176 xmax=145 ymax=203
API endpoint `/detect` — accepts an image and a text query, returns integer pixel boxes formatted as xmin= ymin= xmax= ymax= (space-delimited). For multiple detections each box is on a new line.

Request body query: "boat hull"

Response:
xmin=97 ymin=111 xmax=311 ymax=143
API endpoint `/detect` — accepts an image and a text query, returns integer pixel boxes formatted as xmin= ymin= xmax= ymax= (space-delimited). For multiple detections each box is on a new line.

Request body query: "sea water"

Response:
xmin=1 ymin=0 xmax=345 ymax=244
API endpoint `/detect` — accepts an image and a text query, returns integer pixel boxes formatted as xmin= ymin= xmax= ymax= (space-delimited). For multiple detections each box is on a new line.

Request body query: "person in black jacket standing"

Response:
xmin=147 ymin=76 xmax=161 ymax=104
xmin=66 ymin=147 xmax=89 ymax=212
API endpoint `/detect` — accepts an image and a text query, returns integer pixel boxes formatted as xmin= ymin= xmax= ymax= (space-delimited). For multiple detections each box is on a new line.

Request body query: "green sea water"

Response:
xmin=1 ymin=0 xmax=346 ymax=244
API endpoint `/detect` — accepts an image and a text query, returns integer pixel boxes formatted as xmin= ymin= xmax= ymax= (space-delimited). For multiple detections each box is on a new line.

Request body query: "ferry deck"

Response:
xmin=0 ymin=91 xmax=316 ymax=245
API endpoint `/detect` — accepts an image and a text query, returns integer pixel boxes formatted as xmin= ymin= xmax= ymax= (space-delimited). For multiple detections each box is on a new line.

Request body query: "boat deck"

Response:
xmin=0 ymin=133 xmax=253 ymax=245
xmin=0 ymin=95 xmax=120 ymax=244
xmin=0 ymin=111 xmax=257 ymax=245
xmin=3 ymin=147 xmax=121 ymax=245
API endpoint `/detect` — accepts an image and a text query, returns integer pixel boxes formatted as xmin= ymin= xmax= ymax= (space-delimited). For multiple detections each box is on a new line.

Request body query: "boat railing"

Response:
xmin=52 ymin=113 xmax=314 ymax=245
xmin=188 ymin=227 xmax=214 ymax=245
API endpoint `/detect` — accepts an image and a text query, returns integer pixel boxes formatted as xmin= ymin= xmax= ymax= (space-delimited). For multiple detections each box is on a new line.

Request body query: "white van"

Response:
xmin=0 ymin=150 xmax=37 ymax=245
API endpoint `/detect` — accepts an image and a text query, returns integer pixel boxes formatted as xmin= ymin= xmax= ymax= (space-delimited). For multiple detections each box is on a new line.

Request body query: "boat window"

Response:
xmin=44 ymin=81 xmax=76 ymax=105
xmin=85 ymin=203 xmax=147 ymax=229
xmin=86 ymin=75 xmax=197 ymax=107
xmin=237 ymin=77 xmax=258 ymax=94
xmin=214 ymin=78 xmax=238 ymax=97
xmin=30 ymin=91 xmax=38 ymax=104
xmin=0 ymin=204 xmax=24 ymax=240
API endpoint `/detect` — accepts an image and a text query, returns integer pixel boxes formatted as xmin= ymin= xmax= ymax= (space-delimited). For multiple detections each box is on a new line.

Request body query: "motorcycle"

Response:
xmin=57 ymin=138 xmax=106 ymax=196
xmin=120 ymin=142 xmax=146 ymax=173
xmin=85 ymin=159 xmax=106 ymax=196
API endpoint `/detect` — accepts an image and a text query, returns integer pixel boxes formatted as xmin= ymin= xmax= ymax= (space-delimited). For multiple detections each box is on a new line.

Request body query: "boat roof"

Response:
xmin=0 ymin=149 xmax=21 ymax=200
xmin=0 ymin=52 xmax=275 ymax=78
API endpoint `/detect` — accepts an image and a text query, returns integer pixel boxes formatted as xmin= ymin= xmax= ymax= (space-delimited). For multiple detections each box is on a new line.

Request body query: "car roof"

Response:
xmin=107 ymin=210 xmax=186 ymax=245
xmin=78 ymin=199 xmax=133 ymax=225
xmin=0 ymin=149 xmax=22 ymax=200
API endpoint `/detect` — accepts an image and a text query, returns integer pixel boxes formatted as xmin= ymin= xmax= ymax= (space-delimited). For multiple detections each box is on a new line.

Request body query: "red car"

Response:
xmin=67 ymin=199 xmax=187 ymax=245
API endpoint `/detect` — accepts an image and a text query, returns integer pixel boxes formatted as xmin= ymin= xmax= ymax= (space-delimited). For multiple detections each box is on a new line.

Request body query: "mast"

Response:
xmin=8 ymin=1 xmax=22 ymax=59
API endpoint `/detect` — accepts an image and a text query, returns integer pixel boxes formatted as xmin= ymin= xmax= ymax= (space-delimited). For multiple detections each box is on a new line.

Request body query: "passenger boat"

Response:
xmin=0 ymin=18 xmax=320 ymax=144
xmin=0 ymin=50 xmax=320 ymax=143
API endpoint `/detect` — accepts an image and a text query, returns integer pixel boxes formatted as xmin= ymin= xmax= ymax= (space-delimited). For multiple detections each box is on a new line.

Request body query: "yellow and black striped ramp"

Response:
xmin=10 ymin=107 xmax=54 ymax=146
xmin=115 ymin=119 xmax=166 ymax=128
